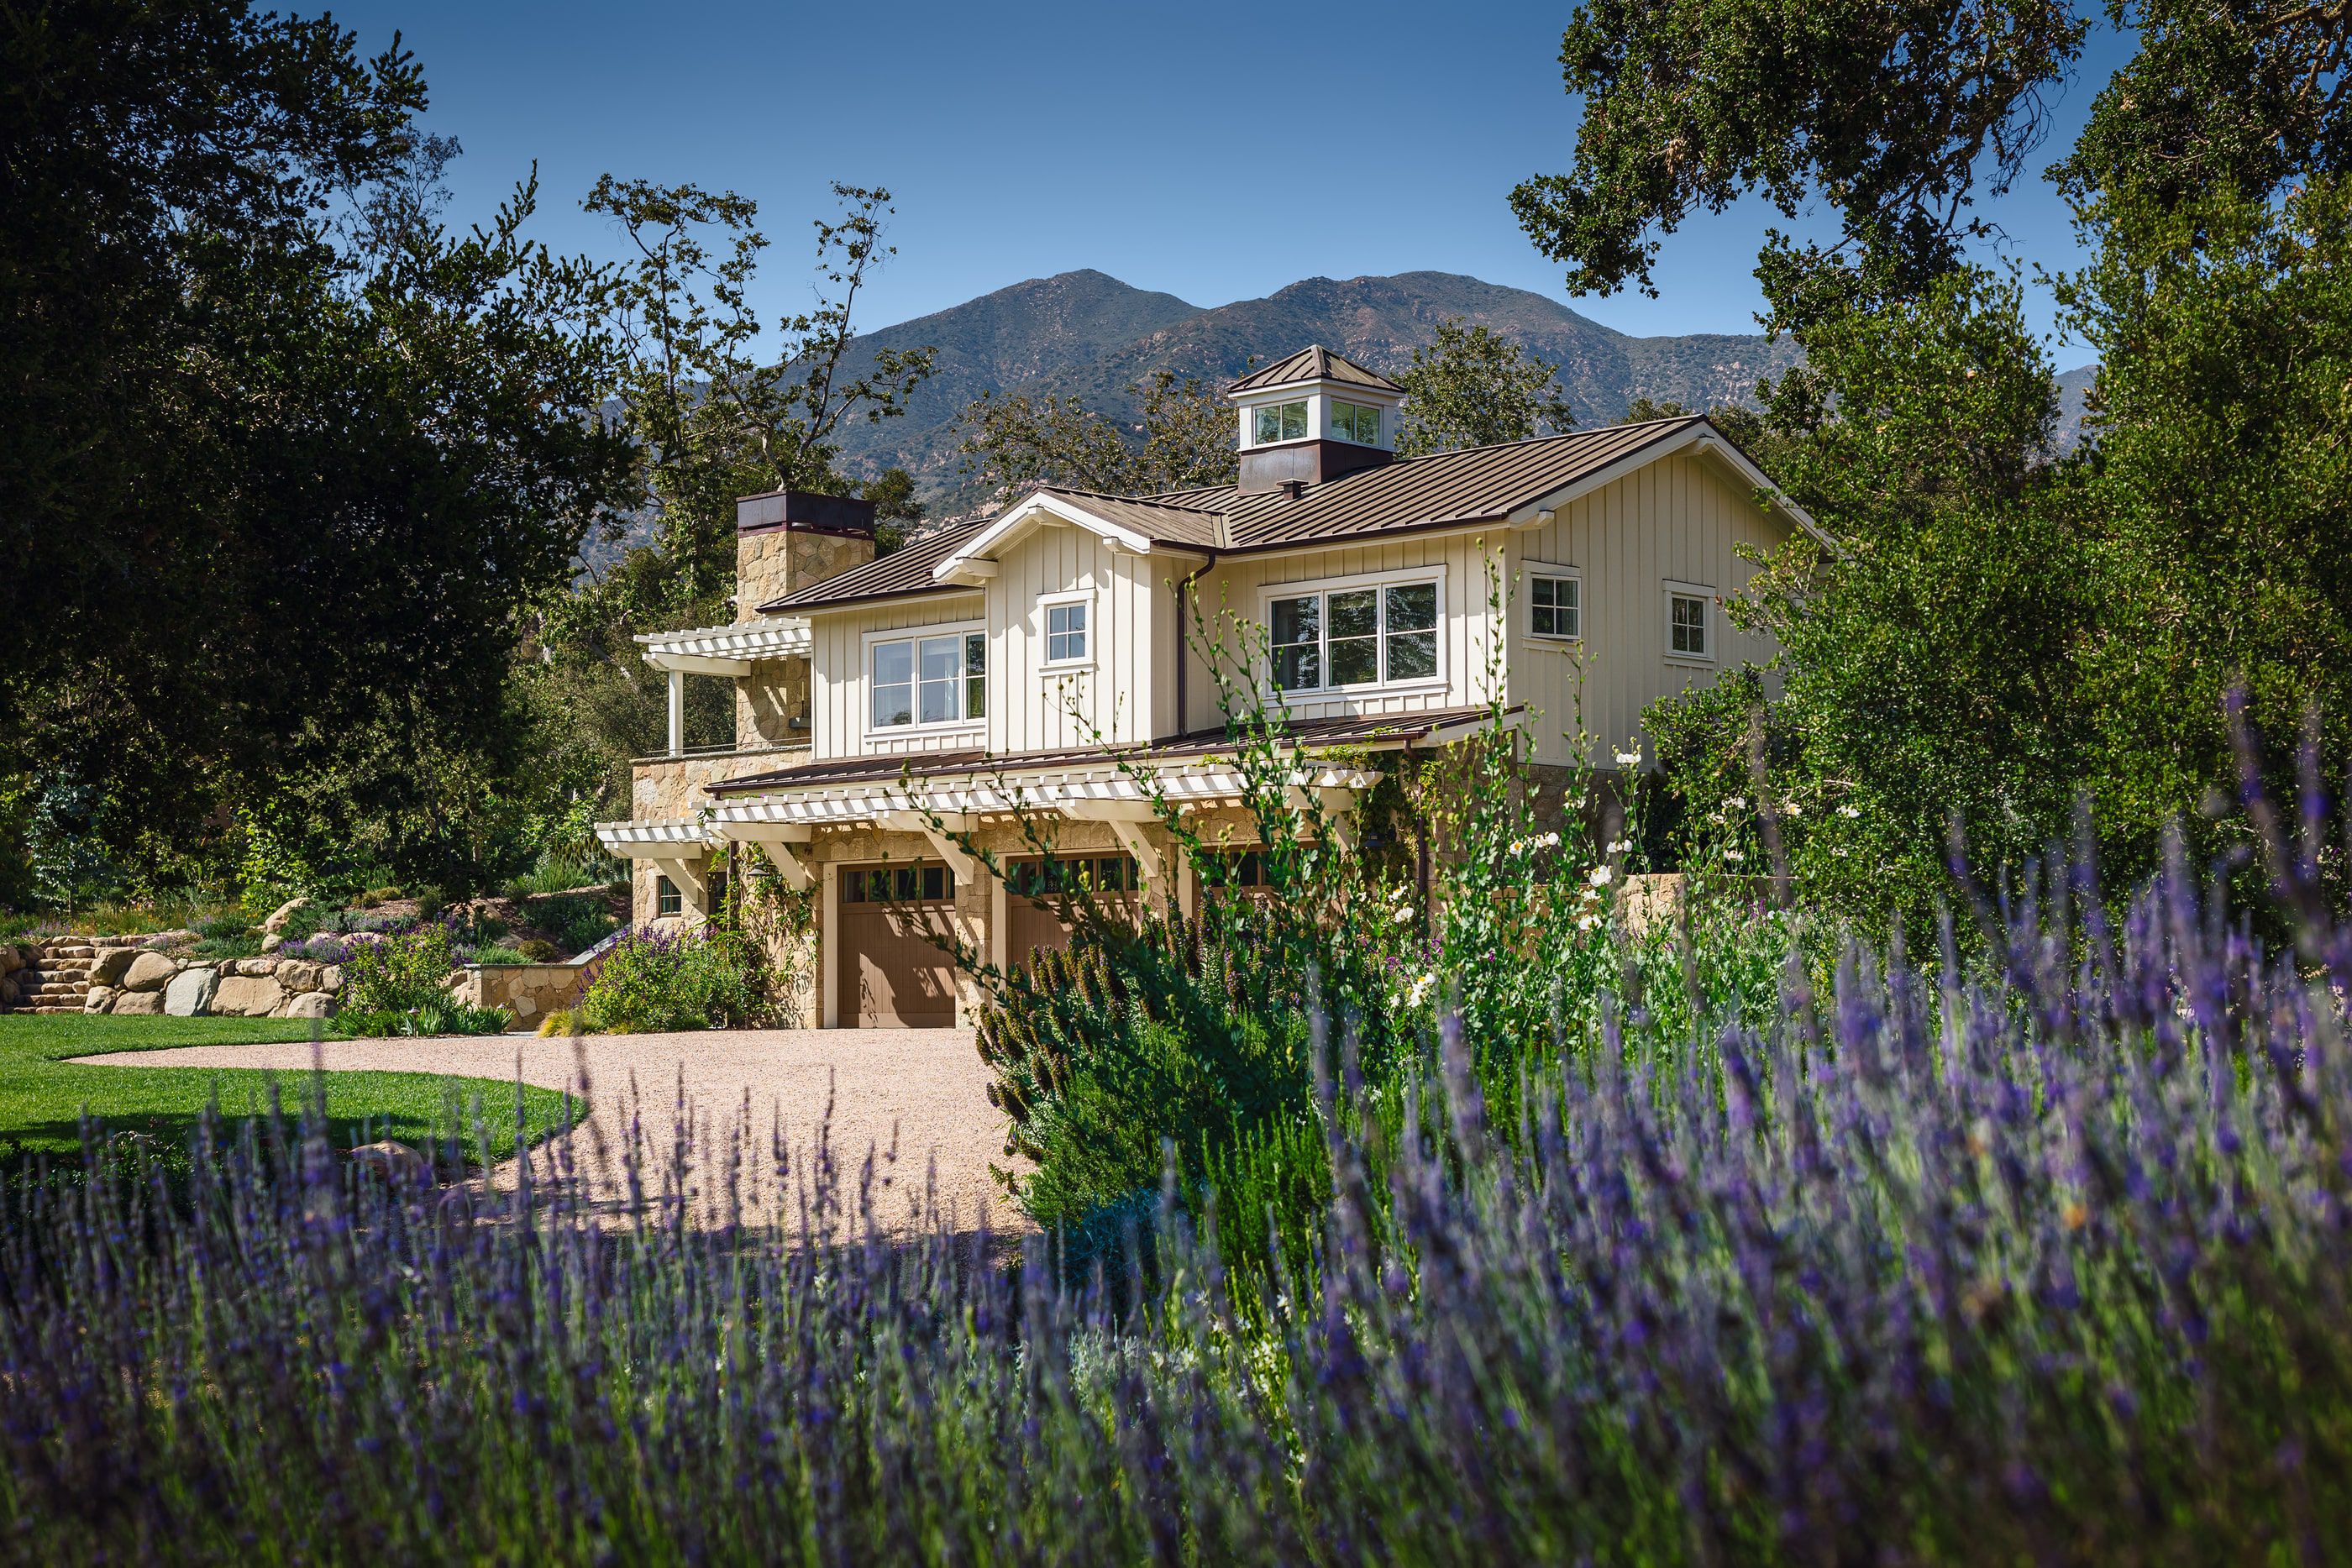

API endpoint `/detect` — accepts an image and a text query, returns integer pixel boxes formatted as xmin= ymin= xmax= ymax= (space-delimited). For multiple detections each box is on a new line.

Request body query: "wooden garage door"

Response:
xmin=836 ymin=863 xmax=958 ymax=1028
xmin=1005 ymin=855 xmax=1141 ymax=973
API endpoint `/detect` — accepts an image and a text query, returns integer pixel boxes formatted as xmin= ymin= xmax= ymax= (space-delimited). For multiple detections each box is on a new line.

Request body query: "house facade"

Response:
xmin=596 ymin=347 xmax=1824 ymax=1028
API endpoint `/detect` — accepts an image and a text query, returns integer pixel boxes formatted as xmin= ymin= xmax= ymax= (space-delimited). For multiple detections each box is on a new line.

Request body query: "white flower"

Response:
xmin=1782 ymin=800 xmax=1803 ymax=818
xmin=1390 ymin=883 xmax=1412 ymax=903
xmin=1391 ymin=904 xmax=1415 ymax=925
xmin=1587 ymin=865 xmax=1613 ymax=888
xmin=1725 ymin=795 xmax=1747 ymax=811
xmin=1606 ymin=837 xmax=1632 ymax=855
xmin=1577 ymin=913 xmax=1598 ymax=932
xmin=1614 ymin=749 xmax=1642 ymax=767
xmin=1837 ymin=804 xmax=1861 ymax=820
xmin=1406 ymin=973 xmax=1435 ymax=1008
xmin=1534 ymin=831 xmax=1561 ymax=849
xmin=1723 ymin=849 xmax=1746 ymax=864
xmin=1832 ymin=847 xmax=1850 ymax=857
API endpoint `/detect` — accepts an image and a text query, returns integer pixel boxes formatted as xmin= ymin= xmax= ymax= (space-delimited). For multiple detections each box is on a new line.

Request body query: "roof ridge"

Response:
xmin=1042 ymin=484 xmax=1230 ymax=516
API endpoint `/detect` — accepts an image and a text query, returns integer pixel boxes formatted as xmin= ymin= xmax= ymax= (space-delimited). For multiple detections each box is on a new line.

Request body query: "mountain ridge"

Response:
xmin=823 ymin=269 xmax=1808 ymax=510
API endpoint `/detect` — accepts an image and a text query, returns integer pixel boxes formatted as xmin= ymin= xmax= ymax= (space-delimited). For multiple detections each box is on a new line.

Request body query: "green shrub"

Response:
xmin=339 ymin=926 xmax=459 ymax=1023
xmin=352 ymin=885 xmax=402 ymax=910
xmin=576 ymin=926 xmax=764 ymax=1033
xmin=334 ymin=997 xmax=510 ymax=1038
xmin=531 ymin=893 xmax=618 ymax=954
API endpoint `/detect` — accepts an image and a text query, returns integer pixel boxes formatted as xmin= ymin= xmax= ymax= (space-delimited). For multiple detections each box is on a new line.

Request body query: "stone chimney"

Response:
xmin=733 ymin=490 xmax=878 ymax=622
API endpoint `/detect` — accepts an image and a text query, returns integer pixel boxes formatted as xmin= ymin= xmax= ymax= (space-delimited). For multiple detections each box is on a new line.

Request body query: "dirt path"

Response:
xmin=70 ymin=1028 xmax=1025 ymax=1235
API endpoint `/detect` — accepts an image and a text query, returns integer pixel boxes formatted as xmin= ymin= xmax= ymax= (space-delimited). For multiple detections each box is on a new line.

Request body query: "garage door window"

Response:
xmin=1007 ymin=856 xmax=1138 ymax=897
xmin=842 ymin=864 xmax=956 ymax=904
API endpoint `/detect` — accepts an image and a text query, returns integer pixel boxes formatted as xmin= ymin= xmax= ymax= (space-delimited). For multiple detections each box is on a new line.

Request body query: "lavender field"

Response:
xmin=2 ymin=819 xmax=2346 ymax=1565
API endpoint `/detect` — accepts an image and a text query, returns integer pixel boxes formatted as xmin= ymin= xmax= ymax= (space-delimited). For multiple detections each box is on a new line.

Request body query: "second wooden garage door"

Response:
xmin=836 ymin=863 xmax=959 ymax=1028
xmin=1004 ymin=855 xmax=1141 ymax=973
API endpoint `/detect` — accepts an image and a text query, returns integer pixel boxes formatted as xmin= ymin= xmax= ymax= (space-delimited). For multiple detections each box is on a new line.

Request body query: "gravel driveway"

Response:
xmin=71 ymin=1028 xmax=1024 ymax=1235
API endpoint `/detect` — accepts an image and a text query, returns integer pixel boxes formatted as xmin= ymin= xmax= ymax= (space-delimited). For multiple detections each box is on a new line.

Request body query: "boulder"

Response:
xmin=0 ymin=945 xmax=20 ymax=977
xmin=320 ymin=965 xmax=344 ymax=992
xmin=0 ymin=976 xmax=18 ymax=1007
xmin=211 ymin=973 xmax=285 ymax=1017
xmin=87 ymin=947 xmax=136 ymax=986
xmin=122 ymin=951 xmax=178 ymax=991
xmin=163 ymin=966 xmax=216 ymax=1017
xmin=110 ymin=989 xmax=164 ymax=1016
xmin=286 ymin=990 xmax=336 ymax=1020
xmin=260 ymin=896 xmax=311 ymax=935
xmin=85 ymin=986 xmax=116 ymax=1013
xmin=349 ymin=1140 xmax=429 ymax=1186
xmin=276 ymin=960 xmax=323 ymax=994
xmin=237 ymin=957 xmax=279 ymax=978
xmin=260 ymin=932 xmax=284 ymax=954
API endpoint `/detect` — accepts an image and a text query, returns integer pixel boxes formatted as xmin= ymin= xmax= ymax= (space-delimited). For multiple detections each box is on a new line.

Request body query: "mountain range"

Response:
xmin=822 ymin=269 xmax=1810 ymax=512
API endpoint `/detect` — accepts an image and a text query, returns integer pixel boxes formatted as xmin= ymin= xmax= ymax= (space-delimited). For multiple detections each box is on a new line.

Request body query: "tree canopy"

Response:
xmin=1393 ymin=319 xmax=1573 ymax=456
xmin=1546 ymin=1 xmax=2352 ymax=924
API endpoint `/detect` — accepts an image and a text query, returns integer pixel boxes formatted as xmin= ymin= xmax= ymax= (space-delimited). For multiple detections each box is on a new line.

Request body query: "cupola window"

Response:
xmin=1252 ymin=401 xmax=1308 ymax=445
xmin=1331 ymin=401 xmax=1382 ymax=444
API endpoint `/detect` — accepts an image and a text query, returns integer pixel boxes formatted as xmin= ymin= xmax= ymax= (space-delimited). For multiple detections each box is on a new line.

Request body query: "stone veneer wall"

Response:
xmin=734 ymin=524 xmax=874 ymax=624
xmin=627 ymin=746 xmax=814 ymax=928
xmin=452 ymin=963 xmax=585 ymax=1028
xmin=735 ymin=655 xmax=808 ymax=747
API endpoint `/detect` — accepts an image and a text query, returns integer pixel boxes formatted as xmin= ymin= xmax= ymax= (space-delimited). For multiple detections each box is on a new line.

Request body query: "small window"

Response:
xmin=1045 ymin=600 xmax=1089 ymax=664
xmin=655 ymin=875 xmax=681 ymax=918
xmin=1268 ymin=576 xmax=1441 ymax=693
xmin=1670 ymin=591 xmax=1709 ymax=658
xmin=871 ymin=629 xmax=983 ymax=729
xmin=1331 ymin=401 xmax=1381 ymax=444
xmin=1252 ymin=401 xmax=1308 ymax=445
xmin=843 ymin=863 xmax=955 ymax=904
xmin=1531 ymin=574 xmax=1579 ymax=639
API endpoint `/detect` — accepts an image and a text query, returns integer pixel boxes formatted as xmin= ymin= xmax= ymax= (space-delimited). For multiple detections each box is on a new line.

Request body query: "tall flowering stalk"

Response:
xmin=3 ymin=815 xmax=2351 ymax=1559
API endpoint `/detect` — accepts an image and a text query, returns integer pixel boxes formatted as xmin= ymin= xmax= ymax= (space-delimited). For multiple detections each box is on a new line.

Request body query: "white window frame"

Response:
xmin=1525 ymin=562 xmax=1582 ymax=642
xmin=1037 ymin=588 xmax=1095 ymax=671
xmin=1249 ymin=399 xmax=1310 ymax=447
xmin=1258 ymin=563 xmax=1448 ymax=702
xmin=1663 ymin=579 xmax=1716 ymax=665
xmin=862 ymin=618 xmax=987 ymax=739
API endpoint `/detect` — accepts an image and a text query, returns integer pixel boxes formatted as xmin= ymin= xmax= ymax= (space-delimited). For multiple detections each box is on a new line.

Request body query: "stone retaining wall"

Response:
xmin=0 ymin=936 xmax=345 ymax=1018
xmin=453 ymin=963 xmax=585 ymax=1029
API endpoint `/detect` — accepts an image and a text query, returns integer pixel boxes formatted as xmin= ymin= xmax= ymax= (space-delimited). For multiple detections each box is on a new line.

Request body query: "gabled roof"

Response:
xmin=1221 ymin=417 xmax=1706 ymax=548
xmin=1226 ymin=346 xmax=1403 ymax=396
xmin=763 ymin=413 xmax=1828 ymax=613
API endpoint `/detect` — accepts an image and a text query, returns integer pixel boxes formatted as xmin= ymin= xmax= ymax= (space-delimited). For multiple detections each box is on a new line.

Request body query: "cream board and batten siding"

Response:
xmin=1505 ymin=451 xmax=1794 ymax=765
xmin=984 ymin=524 xmax=1169 ymax=754
xmin=1178 ymin=530 xmax=1505 ymax=736
xmin=806 ymin=590 xmax=986 ymax=758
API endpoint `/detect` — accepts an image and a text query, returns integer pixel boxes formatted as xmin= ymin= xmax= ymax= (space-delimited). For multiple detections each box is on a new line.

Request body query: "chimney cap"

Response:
xmin=734 ymin=488 xmax=878 ymax=535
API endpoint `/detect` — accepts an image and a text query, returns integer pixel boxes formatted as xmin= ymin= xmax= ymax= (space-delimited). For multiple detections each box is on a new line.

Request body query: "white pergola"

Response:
xmin=636 ymin=616 xmax=811 ymax=758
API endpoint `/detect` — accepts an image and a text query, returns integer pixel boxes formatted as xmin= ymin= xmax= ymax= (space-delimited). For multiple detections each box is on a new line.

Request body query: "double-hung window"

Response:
xmin=1268 ymin=575 xmax=1441 ymax=694
xmin=1666 ymin=585 xmax=1712 ymax=660
xmin=871 ymin=627 xmax=985 ymax=730
xmin=1042 ymin=596 xmax=1089 ymax=665
xmin=1252 ymin=400 xmax=1308 ymax=445
xmin=1530 ymin=571 xmax=1580 ymax=640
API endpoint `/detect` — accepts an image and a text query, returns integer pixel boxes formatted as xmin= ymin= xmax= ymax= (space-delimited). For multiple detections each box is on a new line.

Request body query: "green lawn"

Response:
xmin=0 ymin=1014 xmax=581 ymax=1167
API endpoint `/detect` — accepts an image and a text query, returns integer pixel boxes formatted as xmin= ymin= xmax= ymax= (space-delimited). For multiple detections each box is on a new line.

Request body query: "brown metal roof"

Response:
xmin=1037 ymin=487 xmax=1223 ymax=550
xmin=769 ymin=415 xmax=1723 ymax=611
xmin=757 ymin=521 xmax=986 ymax=613
xmin=1227 ymin=346 xmax=1403 ymax=396
xmin=1222 ymin=417 xmax=1703 ymax=549
xmin=706 ymin=705 xmax=1504 ymax=797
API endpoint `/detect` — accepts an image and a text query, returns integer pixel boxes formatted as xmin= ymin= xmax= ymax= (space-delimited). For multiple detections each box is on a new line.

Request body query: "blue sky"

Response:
xmin=334 ymin=1 xmax=2131 ymax=361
